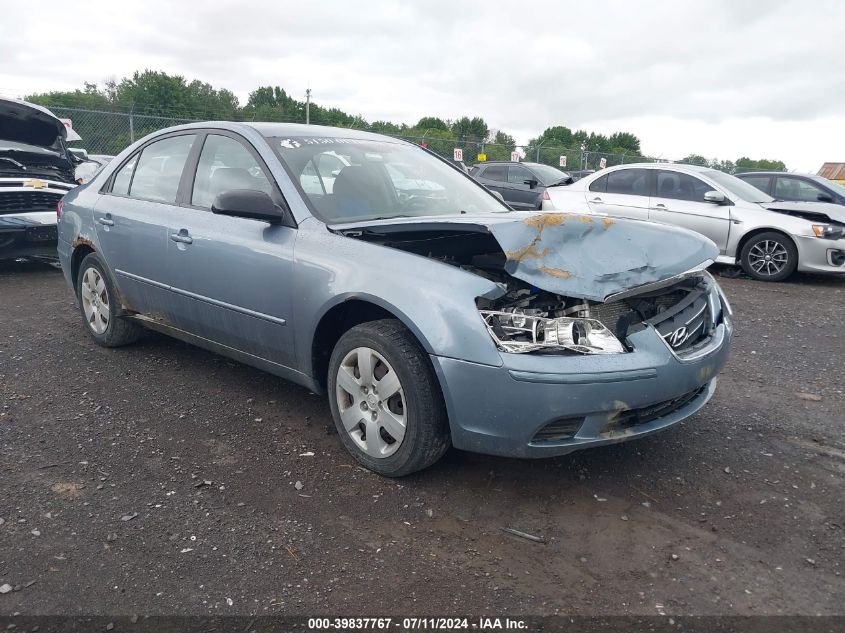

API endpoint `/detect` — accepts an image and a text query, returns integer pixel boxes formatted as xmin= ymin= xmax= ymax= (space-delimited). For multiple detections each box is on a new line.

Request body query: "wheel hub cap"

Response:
xmin=335 ymin=346 xmax=406 ymax=459
xmin=80 ymin=267 xmax=110 ymax=335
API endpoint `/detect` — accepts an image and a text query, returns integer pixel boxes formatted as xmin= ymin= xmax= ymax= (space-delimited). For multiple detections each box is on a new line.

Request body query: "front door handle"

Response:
xmin=170 ymin=232 xmax=193 ymax=245
xmin=96 ymin=217 xmax=114 ymax=226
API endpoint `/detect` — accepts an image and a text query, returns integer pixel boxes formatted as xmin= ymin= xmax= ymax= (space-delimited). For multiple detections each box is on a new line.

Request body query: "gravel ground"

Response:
xmin=1 ymin=260 xmax=843 ymax=617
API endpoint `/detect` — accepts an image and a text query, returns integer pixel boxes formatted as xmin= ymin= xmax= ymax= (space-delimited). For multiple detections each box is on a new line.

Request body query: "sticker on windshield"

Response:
xmin=277 ymin=137 xmax=392 ymax=151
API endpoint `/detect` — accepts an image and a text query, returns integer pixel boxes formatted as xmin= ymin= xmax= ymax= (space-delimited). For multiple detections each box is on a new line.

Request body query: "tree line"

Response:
xmin=25 ymin=69 xmax=786 ymax=171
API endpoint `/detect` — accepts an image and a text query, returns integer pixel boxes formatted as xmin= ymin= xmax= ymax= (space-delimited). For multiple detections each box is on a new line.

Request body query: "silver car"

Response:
xmin=546 ymin=163 xmax=845 ymax=281
xmin=57 ymin=123 xmax=732 ymax=476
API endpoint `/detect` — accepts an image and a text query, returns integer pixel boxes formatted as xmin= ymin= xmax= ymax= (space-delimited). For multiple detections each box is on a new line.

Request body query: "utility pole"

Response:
xmin=305 ymin=88 xmax=311 ymax=125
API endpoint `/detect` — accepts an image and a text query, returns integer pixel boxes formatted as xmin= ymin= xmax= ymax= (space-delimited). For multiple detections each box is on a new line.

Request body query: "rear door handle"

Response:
xmin=96 ymin=217 xmax=114 ymax=226
xmin=590 ymin=197 xmax=603 ymax=203
xmin=170 ymin=232 xmax=193 ymax=245
xmin=651 ymin=203 xmax=668 ymax=210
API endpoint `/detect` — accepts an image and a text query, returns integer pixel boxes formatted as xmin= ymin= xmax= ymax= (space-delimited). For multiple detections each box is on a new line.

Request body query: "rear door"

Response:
xmin=738 ymin=174 xmax=772 ymax=196
xmin=93 ymin=133 xmax=197 ymax=314
xmin=649 ymin=170 xmax=731 ymax=251
xmin=163 ymin=131 xmax=297 ymax=367
xmin=585 ymin=168 xmax=651 ymax=220
xmin=475 ymin=164 xmax=510 ymax=203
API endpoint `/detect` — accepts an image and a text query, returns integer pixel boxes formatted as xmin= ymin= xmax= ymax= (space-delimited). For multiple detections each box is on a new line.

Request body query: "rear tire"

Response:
xmin=739 ymin=231 xmax=798 ymax=282
xmin=327 ymin=319 xmax=450 ymax=477
xmin=76 ymin=252 xmax=144 ymax=347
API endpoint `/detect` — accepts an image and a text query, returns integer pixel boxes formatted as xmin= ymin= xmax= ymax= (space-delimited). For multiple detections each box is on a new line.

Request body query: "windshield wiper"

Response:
xmin=0 ymin=157 xmax=27 ymax=170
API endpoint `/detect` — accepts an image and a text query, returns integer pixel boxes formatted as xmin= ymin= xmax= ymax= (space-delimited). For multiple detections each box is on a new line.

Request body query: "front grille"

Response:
xmin=0 ymin=191 xmax=63 ymax=214
xmin=531 ymin=416 xmax=585 ymax=443
xmin=602 ymin=385 xmax=707 ymax=434
xmin=650 ymin=289 xmax=712 ymax=353
xmin=588 ymin=275 xmax=716 ymax=353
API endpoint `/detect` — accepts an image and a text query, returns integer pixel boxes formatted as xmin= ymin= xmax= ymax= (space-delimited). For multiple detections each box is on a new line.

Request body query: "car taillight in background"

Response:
xmin=543 ymin=190 xmax=551 ymax=201
xmin=56 ymin=200 xmax=63 ymax=221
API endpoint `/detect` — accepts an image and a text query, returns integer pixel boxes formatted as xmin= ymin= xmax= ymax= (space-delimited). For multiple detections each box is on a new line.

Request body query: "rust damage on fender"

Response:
xmin=71 ymin=235 xmax=95 ymax=249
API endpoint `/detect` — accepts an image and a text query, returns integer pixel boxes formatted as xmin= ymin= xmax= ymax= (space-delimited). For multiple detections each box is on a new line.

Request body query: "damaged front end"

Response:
xmin=334 ymin=211 xmax=725 ymax=358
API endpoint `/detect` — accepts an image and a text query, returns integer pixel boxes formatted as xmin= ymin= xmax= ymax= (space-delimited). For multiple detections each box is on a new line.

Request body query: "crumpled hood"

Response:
xmin=761 ymin=200 xmax=845 ymax=224
xmin=332 ymin=212 xmax=718 ymax=302
xmin=0 ymin=97 xmax=80 ymax=147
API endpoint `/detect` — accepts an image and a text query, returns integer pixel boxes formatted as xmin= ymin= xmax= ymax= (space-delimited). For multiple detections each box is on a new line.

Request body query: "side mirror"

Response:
xmin=817 ymin=193 xmax=834 ymax=203
xmin=524 ymin=179 xmax=539 ymax=188
xmin=489 ymin=189 xmax=506 ymax=203
xmin=704 ymin=190 xmax=726 ymax=204
xmin=211 ymin=190 xmax=284 ymax=224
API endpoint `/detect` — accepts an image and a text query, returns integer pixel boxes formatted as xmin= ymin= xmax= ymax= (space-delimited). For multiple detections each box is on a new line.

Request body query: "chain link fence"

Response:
xmin=52 ymin=106 xmax=659 ymax=172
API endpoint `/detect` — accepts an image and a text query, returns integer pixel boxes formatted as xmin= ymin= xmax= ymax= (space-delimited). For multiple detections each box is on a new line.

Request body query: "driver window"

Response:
xmin=774 ymin=177 xmax=825 ymax=202
xmin=507 ymin=165 xmax=533 ymax=185
xmin=192 ymin=135 xmax=271 ymax=209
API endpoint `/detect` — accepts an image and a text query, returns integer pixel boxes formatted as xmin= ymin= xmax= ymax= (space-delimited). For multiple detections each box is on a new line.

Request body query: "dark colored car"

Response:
xmin=736 ymin=172 xmax=845 ymax=206
xmin=469 ymin=161 xmax=570 ymax=210
xmin=568 ymin=169 xmax=596 ymax=182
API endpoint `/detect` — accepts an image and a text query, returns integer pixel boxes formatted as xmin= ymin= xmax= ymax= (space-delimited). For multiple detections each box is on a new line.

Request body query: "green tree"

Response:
xmin=415 ymin=116 xmax=449 ymax=132
xmin=681 ymin=154 xmax=710 ymax=167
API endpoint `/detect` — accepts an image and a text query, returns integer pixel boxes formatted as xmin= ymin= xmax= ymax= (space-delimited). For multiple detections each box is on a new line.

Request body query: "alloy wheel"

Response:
xmin=747 ymin=239 xmax=788 ymax=277
xmin=334 ymin=346 xmax=406 ymax=459
xmin=80 ymin=267 xmax=110 ymax=334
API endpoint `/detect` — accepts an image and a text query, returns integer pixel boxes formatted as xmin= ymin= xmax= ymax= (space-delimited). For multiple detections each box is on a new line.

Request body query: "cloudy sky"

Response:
xmin=1 ymin=0 xmax=843 ymax=170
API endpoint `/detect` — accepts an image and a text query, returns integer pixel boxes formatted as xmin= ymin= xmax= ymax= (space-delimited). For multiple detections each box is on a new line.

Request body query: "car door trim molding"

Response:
xmin=114 ymin=268 xmax=287 ymax=326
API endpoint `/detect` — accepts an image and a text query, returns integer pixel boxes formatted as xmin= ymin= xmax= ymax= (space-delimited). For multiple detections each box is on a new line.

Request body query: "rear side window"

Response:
xmin=606 ymin=169 xmax=649 ymax=195
xmin=128 ymin=134 xmax=196 ymax=204
xmin=588 ymin=174 xmax=608 ymax=192
xmin=191 ymin=135 xmax=272 ymax=208
xmin=111 ymin=154 xmax=138 ymax=196
xmin=739 ymin=175 xmax=771 ymax=194
xmin=481 ymin=165 xmax=507 ymax=182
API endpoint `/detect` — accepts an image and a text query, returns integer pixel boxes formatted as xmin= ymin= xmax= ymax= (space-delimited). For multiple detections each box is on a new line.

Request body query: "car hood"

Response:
xmin=761 ymin=200 xmax=845 ymax=223
xmin=331 ymin=212 xmax=718 ymax=302
xmin=0 ymin=97 xmax=81 ymax=148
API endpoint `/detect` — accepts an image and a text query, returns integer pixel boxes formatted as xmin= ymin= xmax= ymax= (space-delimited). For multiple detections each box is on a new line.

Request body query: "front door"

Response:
xmin=164 ymin=132 xmax=297 ymax=368
xmin=649 ymin=170 xmax=731 ymax=252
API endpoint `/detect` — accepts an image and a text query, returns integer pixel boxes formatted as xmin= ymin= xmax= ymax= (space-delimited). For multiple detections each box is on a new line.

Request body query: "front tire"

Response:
xmin=327 ymin=319 xmax=450 ymax=477
xmin=76 ymin=252 xmax=144 ymax=347
xmin=740 ymin=231 xmax=798 ymax=282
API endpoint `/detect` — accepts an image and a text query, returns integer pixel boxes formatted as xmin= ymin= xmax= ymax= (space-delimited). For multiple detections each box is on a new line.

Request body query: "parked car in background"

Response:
xmin=0 ymin=97 xmax=80 ymax=259
xmin=736 ymin=171 xmax=845 ymax=206
xmin=72 ymin=151 xmax=114 ymax=184
xmin=57 ymin=123 xmax=732 ymax=476
xmin=568 ymin=169 xmax=596 ymax=182
xmin=545 ymin=163 xmax=845 ymax=281
xmin=470 ymin=161 xmax=571 ymax=210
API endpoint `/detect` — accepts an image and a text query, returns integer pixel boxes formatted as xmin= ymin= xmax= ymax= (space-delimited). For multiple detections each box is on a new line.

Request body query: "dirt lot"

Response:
xmin=1 ymin=260 xmax=843 ymax=617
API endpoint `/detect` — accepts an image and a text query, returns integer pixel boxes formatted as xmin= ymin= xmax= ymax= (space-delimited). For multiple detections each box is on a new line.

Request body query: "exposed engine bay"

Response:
xmin=341 ymin=224 xmax=719 ymax=355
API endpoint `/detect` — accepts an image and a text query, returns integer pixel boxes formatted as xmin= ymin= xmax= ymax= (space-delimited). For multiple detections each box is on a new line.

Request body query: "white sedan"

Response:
xmin=545 ymin=163 xmax=845 ymax=281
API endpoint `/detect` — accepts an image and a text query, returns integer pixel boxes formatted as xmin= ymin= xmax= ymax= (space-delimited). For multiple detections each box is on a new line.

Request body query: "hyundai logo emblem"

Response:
xmin=667 ymin=326 xmax=689 ymax=348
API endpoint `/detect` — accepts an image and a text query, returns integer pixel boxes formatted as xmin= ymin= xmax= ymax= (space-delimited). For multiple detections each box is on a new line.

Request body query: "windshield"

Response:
xmin=269 ymin=136 xmax=511 ymax=223
xmin=703 ymin=169 xmax=774 ymax=203
xmin=526 ymin=163 xmax=569 ymax=185
xmin=812 ymin=176 xmax=845 ymax=198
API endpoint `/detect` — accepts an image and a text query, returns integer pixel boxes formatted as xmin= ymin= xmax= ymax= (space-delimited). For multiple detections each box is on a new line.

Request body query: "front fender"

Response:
xmin=292 ymin=220 xmax=505 ymax=373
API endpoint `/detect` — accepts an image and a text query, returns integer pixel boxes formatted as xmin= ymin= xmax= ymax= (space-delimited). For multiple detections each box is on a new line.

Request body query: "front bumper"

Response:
xmin=795 ymin=235 xmax=845 ymax=274
xmin=0 ymin=212 xmax=58 ymax=260
xmin=431 ymin=315 xmax=732 ymax=459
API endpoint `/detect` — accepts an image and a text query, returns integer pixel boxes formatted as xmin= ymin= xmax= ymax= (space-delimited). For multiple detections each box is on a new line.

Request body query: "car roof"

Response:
xmin=737 ymin=171 xmax=816 ymax=178
xmin=140 ymin=121 xmax=412 ymax=145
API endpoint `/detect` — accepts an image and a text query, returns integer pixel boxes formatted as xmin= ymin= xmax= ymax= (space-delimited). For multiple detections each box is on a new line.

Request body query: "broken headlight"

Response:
xmin=479 ymin=310 xmax=626 ymax=355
